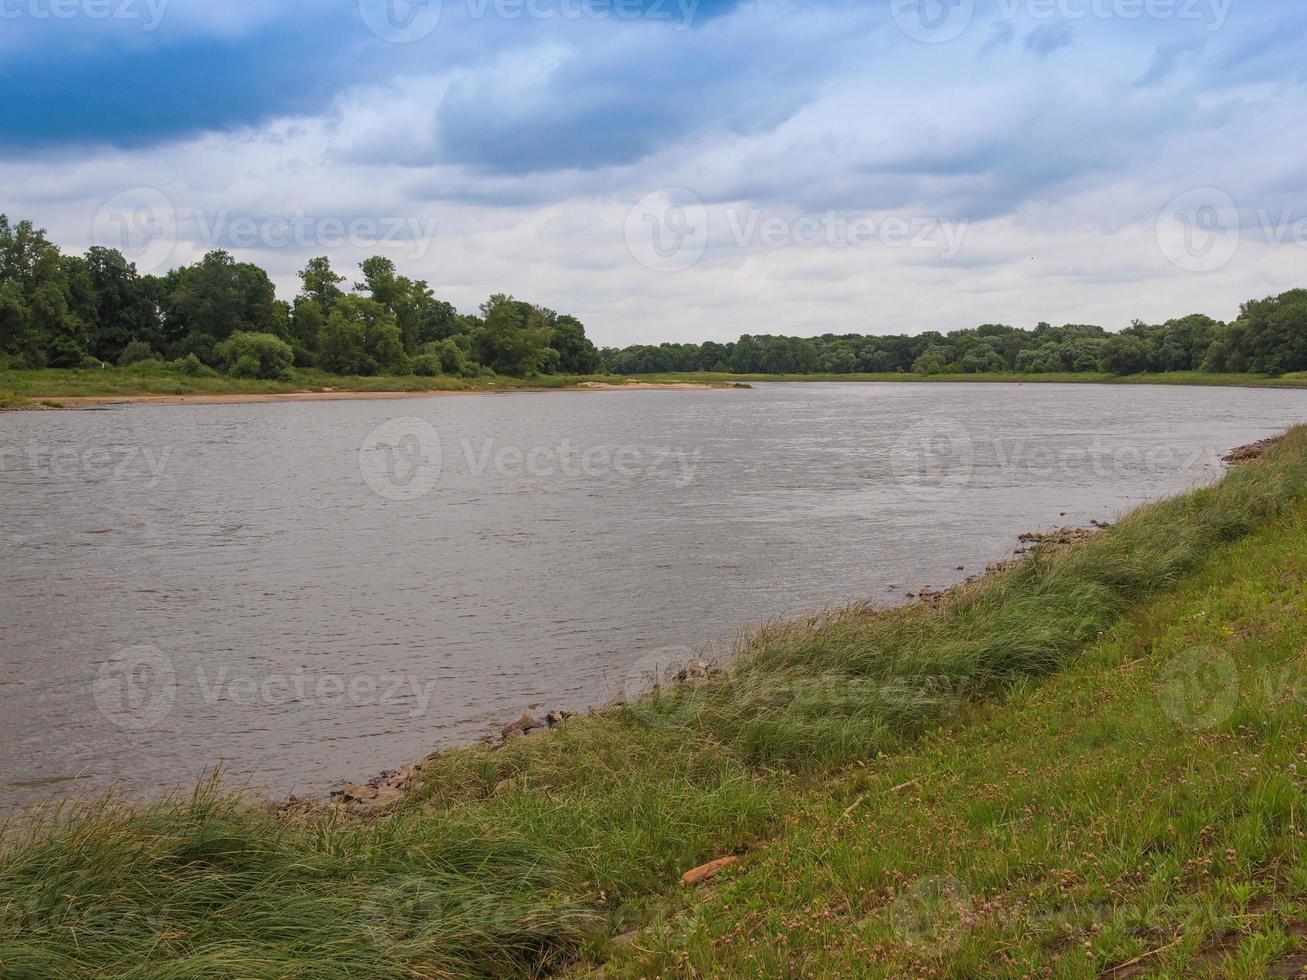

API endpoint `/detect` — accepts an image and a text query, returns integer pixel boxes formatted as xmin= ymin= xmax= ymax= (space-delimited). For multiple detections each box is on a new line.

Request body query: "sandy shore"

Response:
xmin=41 ymin=381 xmax=724 ymax=408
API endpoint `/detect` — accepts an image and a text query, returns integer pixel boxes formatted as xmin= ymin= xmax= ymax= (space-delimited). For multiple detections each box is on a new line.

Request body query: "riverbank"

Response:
xmin=635 ymin=369 xmax=1307 ymax=389
xmin=0 ymin=367 xmax=733 ymax=409
xmin=2 ymin=430 xmax=1305 ymax=977
xmin=4 ymin=364 xmax=1307 ymax=410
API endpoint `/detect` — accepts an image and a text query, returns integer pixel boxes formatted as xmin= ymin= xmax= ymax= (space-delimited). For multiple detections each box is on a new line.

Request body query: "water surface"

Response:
xmin=2 ymin=382 xmax=1304 ymax=808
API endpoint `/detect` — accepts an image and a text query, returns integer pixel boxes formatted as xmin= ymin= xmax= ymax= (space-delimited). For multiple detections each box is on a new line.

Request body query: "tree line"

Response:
xmin=603 ymin=297 xmax=1307 ymax=378
xmin=4 ymin=213 xmax=1305 ymax=380
xmin=0 ymin=215 xmax=601 ymax=379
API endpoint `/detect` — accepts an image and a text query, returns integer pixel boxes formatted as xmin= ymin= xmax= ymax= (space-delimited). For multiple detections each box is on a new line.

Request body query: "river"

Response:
xmin=2 ymin=381 xmax=1304 ymax=808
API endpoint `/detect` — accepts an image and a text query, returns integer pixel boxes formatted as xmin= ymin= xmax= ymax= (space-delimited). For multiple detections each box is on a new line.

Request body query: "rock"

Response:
xmin=545 ymin=710 xmax=565 ymax=728
xmin=336 ymin=784 xmax=378 ymax=802
xmin=676 ymin=660 xmax=715 ymax=681
xmin=501 ymin=713 xmax=540 ymax=739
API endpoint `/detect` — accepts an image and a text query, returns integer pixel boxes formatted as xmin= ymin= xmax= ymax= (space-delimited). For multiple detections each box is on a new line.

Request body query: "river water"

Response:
xmin=2 ymin=381 xmax=1304 ymax=808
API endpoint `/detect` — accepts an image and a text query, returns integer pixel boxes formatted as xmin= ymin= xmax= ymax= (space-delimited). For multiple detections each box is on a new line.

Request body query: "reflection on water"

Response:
xmin=2 ymin=381 xmax=1304 ymax=808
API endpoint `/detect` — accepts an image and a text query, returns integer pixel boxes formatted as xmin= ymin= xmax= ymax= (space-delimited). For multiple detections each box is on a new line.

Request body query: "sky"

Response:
xmin=3 ymin=0 xmax=1306 ymax=347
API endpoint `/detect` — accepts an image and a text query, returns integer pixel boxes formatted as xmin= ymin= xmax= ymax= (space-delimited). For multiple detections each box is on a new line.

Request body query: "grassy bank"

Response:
xmin=2 ymin=432 xmax=1306 ymax=977
xmin=634 ymin=369 xmax=1307 ymax=388
xmin=0 ymin=365 xmax=668 ymax=402
xmin=4 ymin=365 xmax=1307 ymax=405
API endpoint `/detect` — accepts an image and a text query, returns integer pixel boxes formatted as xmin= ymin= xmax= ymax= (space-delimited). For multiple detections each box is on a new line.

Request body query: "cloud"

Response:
xmin=1023 ymin=22 xmax=1074 ymax=59
xmin=4 ymin=0 xmax=1307 ymax=347
xmin=979 ymin=21 xmax=1015 ymax=57
xmin=1135 ymin=39 xmax=1206 ymax=87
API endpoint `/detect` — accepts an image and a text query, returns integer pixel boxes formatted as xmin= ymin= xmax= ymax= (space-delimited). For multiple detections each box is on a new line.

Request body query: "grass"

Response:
xmin=4 ymin=365 xmax=1307 ymax=402
xmin=634 ymin=370 xmax=1307 ymax=388
xmin=2 ymin=430 xmax=1307 ymax=977
xmin=0 ymin=365 xmax=684 ymax=400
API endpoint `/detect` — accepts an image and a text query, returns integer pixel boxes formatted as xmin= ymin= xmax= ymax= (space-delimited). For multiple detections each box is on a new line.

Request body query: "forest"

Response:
xmin=601 ymin=302 xmax=1307 ymax=378
xmin=3 ymin=213 xmax=1305 ymax=381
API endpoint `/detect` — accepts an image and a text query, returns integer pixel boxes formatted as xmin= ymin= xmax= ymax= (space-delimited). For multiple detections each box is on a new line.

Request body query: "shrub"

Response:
xmin=214 ymin=331 xmax=293 ymax=381
xmin=117 ymin=340 xmax=156 ymax=367
xmin=412 ymin=352 xmax=442 ymax=376
xmin=172 ymin=353 xmax=215 ymax=377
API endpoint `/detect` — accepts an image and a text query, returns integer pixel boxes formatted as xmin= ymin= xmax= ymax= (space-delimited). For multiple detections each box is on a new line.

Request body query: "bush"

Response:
xmin=117 ymin=340 xmax=156 ymax=367
xmin=214 ymin=331 xmax=293 ymax=381
xmin=412 ymin=353 xmax=442 ymax=376
xmin=172 ymin=353 xmax=215 ymax=377
xmin=78 ymin=355 xmax=104 ymax=370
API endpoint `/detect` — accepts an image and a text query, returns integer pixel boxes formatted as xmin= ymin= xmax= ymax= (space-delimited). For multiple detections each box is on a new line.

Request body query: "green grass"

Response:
xmin=5 ymin=365 xmax=1307 ymax=401
xmin=634 ymin=369 xmax=1307 ymax=388
xmin=0 ymin=365 xmax=674 ymax=399
xmin=2 ymin=430 xmax=1307 ymax=977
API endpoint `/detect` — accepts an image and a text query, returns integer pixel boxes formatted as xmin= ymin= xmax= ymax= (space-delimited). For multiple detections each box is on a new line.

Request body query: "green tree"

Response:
xmin=215 ymin=331 xmax=294 ymax=380
xmin=0 ymin=215 xmax=84 ymax=367
xmin=550 ymin=314 xmax=601 ymax=373
xmin=473 ymin=294 xmax=553 ymax=376
xmin=160 ymin=251 xmax=282 ymax=363
xmin=318 ymin=295 xmax=410 ymax=376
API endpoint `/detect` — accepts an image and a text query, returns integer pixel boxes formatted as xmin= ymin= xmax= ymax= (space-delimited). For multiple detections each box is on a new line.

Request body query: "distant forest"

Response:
xmin=603 ymin=295 xmax=1307 ymax=378
xmin=3 ymin=213 xmax=1306 ymax=380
